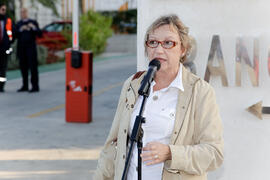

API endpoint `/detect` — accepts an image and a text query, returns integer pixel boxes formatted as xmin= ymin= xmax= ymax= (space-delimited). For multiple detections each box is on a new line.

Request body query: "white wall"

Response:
xmin=138 ymin=0 xmax=270 ymax=179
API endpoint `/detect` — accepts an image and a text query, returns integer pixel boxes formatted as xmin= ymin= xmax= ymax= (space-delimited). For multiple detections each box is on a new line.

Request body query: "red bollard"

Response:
xmin=65 ymin=49 xmax=93 ymax=123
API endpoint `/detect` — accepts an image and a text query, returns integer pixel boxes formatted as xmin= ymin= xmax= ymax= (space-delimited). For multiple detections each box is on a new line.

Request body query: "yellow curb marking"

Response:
xmin=92 ymin=81 xmax=123 ymax=97
xmin=0 ymin=171 xmax=68 ymax=179
xmin=0 ymin=170 xmax=96 ymax=179
xmin=27 ymin=104 xmax=65 ymax=118
xmin=0 ymin=148 xmax=102 ymax=161
xmin=27 ymin=81 xmax=124 ymax=118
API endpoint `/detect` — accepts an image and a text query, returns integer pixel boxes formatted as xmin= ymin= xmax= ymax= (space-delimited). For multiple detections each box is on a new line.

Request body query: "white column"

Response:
xmin=72 ymin=0 xmax=79 ymax=49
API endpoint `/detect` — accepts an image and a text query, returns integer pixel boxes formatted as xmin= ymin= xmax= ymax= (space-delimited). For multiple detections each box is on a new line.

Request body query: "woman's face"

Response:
xmin=146 ymin=24 xmax=184 ymax=74
xmin=147 ymin=25 xmax=182 ymax=73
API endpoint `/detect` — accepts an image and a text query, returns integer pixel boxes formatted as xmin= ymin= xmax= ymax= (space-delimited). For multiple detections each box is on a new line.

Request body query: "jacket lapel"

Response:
xmin=129 ymin=71 xmax=146 ymax=102
xmin=121 ymin=72 xmax=146 ymax=136
xmin=170 ymin=66 xmax=199 ymax=144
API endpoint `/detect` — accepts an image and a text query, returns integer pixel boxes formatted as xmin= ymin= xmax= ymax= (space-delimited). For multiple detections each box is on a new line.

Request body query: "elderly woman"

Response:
xmin=93 ymin=14 xmax=224 ymax=180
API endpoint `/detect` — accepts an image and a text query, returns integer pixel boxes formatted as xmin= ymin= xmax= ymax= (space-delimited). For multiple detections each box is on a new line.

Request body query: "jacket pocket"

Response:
xmin=100 ymin=139 xmax=118 ymax=177
xmin=111 ymin=140 xmax=118 ymax=160
xmin=105 ymin=139 xmax=117 ymax=161
xmin=164 ymin=170 xmax=206 ymax=180
xmin=180 ymin=171 xmax=207 ymax=180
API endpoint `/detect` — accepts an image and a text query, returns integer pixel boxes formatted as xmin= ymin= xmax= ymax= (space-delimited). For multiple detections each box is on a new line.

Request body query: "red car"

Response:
xmin=37 ymin=21 xmax=72 ymax=50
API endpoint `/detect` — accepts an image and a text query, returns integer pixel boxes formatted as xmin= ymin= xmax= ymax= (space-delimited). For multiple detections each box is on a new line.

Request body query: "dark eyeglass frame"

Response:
xmin=145 ymin=40 xmax=178 ymax=49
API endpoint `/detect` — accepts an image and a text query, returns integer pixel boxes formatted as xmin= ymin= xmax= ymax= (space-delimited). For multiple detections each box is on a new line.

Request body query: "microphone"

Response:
xmin=138 ymin=59 xmax=161 ymax=96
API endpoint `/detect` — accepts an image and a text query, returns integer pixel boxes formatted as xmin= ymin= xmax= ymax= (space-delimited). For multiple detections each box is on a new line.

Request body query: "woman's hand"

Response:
xmin=140 ymin=142 xmax=171 ymax=166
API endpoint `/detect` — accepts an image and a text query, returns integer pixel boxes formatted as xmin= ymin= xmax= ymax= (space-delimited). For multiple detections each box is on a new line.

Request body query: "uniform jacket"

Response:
xmin=93 ymin=66 xmax=224 ymax=180
xmin=0 ymin=16 xmax=14 ymax=53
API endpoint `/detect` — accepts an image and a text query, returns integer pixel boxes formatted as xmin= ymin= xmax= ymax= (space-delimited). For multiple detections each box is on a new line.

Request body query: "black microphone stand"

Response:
xmin=121 ymin=87 xmax=150 ymax=180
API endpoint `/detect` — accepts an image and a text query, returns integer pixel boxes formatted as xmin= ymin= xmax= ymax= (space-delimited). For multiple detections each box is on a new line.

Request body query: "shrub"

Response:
xmin=37 ymin=45 xmax=49 ymax=65
xmin=62 ymin=10 xmax=113 ymax=56
xmin=7 ymin=41 xmax=48 ymax=70
xmin=7 ymin=42 xmax=19 ymax=70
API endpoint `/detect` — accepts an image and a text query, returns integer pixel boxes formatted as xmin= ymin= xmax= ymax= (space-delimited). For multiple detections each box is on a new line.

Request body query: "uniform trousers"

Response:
xmin=0 ymin=50 xmax=8 ymax=91
xmin=18 ymin=45 xmax=39 ymax=89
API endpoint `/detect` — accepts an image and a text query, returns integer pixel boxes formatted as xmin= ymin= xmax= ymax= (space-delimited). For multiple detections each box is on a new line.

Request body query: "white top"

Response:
xmin=127 ymin=64 xmax=184 ymax=180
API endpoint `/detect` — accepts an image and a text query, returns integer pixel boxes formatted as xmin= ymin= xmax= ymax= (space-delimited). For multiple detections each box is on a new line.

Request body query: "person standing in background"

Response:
xmin=0 ymin=3 xmax=14 ymax=92
xmin=16 ymin=8 xmax=42 ymax=93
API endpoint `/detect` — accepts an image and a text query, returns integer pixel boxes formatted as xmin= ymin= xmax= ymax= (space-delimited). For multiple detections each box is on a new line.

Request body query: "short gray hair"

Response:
xmin=144 ymin=14 xmax=191 ymax=63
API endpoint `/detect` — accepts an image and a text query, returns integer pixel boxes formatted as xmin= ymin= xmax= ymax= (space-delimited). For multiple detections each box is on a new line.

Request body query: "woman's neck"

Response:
xmin=153 ymin=66 xmax=179 ymax=91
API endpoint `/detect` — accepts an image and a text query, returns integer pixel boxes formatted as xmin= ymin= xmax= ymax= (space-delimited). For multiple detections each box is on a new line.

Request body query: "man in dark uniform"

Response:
xmin=16 ymin=8 xmax=42 ymax=92
xmin=0 ymin=3 xmax=14 ymax=92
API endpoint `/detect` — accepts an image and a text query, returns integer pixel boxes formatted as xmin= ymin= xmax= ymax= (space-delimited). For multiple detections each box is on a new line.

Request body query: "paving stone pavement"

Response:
xmin=0 ymin=53 xmax=137 ymax=180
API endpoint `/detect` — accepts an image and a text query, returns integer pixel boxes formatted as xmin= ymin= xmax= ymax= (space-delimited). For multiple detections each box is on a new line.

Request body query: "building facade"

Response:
xmin=15 ymin=0 xmax=137 ymax=28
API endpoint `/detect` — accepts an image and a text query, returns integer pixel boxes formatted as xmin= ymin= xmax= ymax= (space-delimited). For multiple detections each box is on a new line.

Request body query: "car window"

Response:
xmin=44 ymin=23 xmax=64 ymax=32
xmin=43 ymin=24 xmax=57 ymax=32
xmin=55 ymin=24 xmax=64 ymax=32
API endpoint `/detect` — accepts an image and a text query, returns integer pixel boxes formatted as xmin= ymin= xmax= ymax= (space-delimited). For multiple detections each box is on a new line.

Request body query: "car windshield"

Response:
xmin=44 ymin=23 xmax=64 ymax=32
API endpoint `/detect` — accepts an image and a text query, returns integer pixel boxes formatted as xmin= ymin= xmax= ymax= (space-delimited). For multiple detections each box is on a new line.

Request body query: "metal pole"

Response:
xmin=72 ymin=0 xmax=79 ymax=50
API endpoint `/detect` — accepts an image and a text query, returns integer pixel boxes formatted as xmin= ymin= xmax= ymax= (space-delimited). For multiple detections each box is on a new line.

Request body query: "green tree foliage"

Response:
xmin=34 ymin=0 xmax=59 ymax=16
xmin=80 ymin=10 xmax=113 ymax=54
xmin=63 ymin=10 xmax=113 ymax=56
xmin=0 ymin=0 xmax=58 ymax=20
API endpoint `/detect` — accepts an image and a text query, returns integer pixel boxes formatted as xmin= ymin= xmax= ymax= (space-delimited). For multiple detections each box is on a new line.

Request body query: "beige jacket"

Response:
xmin=93 ymin=67 xmax=224 ymax=180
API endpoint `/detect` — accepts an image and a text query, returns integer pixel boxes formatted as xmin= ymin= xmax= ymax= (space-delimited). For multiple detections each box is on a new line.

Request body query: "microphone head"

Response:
xmin=149 ymin=59 xmax=161 ymax=70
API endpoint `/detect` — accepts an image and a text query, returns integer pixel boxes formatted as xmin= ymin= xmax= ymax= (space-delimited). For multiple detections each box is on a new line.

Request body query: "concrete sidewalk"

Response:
xmin=0 ymin=53 xmax=137 ymax=180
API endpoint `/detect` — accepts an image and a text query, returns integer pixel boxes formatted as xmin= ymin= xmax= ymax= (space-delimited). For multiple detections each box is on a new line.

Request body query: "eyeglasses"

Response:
xmin=146 ymin=40 xmax=178 ymax=49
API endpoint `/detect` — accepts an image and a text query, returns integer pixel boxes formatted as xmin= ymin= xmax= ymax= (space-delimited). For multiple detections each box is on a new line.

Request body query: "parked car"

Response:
xmin=37 ymin=21 xmax=72 ymax=50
